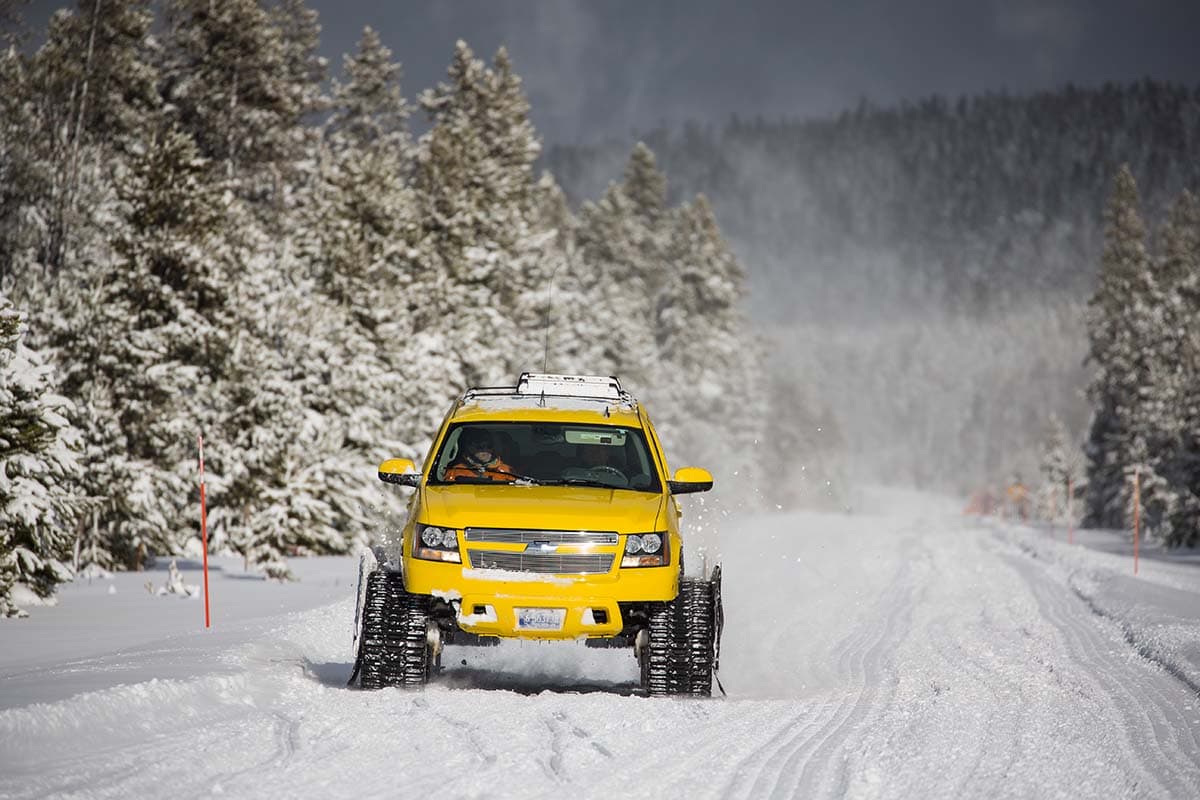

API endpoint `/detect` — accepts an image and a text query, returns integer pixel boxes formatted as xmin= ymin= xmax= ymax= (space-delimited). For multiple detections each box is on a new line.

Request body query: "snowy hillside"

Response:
xmin=3 ymin=491 xmax=1197 ymax=799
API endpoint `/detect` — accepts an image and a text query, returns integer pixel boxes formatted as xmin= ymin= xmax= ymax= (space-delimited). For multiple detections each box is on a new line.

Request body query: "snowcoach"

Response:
xmin=350 ymin=373 xmax=723 ymax=696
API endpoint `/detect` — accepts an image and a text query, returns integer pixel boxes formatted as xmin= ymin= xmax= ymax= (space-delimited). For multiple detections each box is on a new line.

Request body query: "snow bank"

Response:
xmin=992 ymin=521 xmax=1200 ymax=692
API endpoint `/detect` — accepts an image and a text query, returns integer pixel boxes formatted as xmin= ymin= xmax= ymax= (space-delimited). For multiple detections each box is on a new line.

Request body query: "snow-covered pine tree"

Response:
xmin=0 ymin=293 xmax=80 ymax=616
xmin=163 ymin=0 xmax=295 ymax=199
xmin=312 ymin=27 xmax=415 ymax=451
xmin=516 ymin=174 xmax=607 ymax=376
xmin=1037 ymin=415 xmax=1084 ymax=522
xmin=574 ymin=144 xmax=669 ymax=394
xmin=654 ymin=194 xmax=765 ymax=475
xmin=284 ymin=25 xmax=420 ymax=554
xmin=270 ymin=0 xmax=327 ymax=129
xmin=25 ymin=0 xmax=158 ymax=274
xmin=621 ymin=142 xmax=668 ymax=228
xmin=53 ymin=126 xmax=230 ymax=568
xmin=205 ymin=293 xmax=330 ymax=580
xmin=157 ymin=0 xmax=362 ymax=575
xmin=0 ymin=46 xmax=45 ymax=292
xmin=327 ymin=26 xmax=409 ymax=156
xmin=479 ymin=49 xmax=582 ymax=378
xmin=411 ymin=41 xmax=543 ymax=390
xmin=1083 ymin=165 xmax=1153 ymax=529
xmin=1149 ymin=190 xmax=1200 ymax=546
xmin=317 ymin=27 xmax=413 ymax=313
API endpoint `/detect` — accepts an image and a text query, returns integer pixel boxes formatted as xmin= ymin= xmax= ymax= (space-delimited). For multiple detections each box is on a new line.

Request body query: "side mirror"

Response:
xmin=669 ymin=466 xmax=713 ymax=495
xmin=379 ymin=458 xmax=420 ymax=487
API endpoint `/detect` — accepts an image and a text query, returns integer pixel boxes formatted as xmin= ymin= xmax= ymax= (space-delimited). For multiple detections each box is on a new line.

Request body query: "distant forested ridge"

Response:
xmin=548 ymin=81 xmax=1200 ymax=318
xmin=549 ymin=82 xmax=1200 ymax=498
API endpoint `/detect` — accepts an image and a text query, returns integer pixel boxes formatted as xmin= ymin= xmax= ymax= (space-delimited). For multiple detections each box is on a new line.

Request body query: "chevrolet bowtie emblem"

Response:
xmin=525 ymin=541 xmax=558 ymax=554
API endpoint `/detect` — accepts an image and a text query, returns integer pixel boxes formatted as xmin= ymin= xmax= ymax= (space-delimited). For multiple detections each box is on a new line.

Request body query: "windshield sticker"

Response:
xmin=565 ymin=429 xmax=626 ymax=446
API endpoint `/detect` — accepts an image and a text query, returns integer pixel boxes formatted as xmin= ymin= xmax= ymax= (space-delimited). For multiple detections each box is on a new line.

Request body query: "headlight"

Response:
xmin=420 ymin=526 xmax=449 ymax=547
xmin=414 ymin=524 xmax=461 ymax=563
xmin=622 ymin=532 xmax=669 ymax=567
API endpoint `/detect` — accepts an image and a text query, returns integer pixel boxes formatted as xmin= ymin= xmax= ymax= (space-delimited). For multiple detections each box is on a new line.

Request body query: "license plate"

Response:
xmin=515 ymin=607 xmax=566 ymax=630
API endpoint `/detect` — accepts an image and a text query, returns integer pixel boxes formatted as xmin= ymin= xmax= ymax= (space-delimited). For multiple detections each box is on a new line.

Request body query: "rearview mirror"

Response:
xmin=379 ymin=458 xmax=420 ymax=487
xmin=668 ymin=466 xmax=713 ymax=495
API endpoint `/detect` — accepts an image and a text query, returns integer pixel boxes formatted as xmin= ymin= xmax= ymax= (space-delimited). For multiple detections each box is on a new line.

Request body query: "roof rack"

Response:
xmin=461 ymin=373 xmax=636 ymax=408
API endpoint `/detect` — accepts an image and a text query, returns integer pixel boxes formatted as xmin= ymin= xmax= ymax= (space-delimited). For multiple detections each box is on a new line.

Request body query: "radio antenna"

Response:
xmin=542 ymin=249 xmax=567 ymax=373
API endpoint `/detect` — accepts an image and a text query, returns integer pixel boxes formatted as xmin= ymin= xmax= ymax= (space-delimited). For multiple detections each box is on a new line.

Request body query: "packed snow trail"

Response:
xmin=2 ymin=492 xmax=1198 ymax=799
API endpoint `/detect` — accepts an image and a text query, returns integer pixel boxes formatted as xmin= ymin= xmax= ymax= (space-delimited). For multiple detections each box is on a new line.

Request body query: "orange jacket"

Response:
xmin=444 ymin=458 xmax=518 ymax=483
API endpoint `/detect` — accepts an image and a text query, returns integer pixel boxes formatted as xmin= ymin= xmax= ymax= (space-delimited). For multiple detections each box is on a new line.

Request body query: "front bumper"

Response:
xmin=406 ymin=553 xmax=679 ymax=640
xmin=454 ymin=593 xmax=625 ymax=640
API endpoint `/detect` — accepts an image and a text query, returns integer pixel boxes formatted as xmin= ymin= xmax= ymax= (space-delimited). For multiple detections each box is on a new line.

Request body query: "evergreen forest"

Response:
xmin=0 ymin=0 xmax=767 ymax=614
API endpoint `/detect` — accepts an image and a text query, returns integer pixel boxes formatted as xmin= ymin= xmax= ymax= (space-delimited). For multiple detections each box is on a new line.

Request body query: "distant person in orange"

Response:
xmin=445 ymin=429 xmax=517 ymax=483
xmin=1006 ymin=476 xmax=1030 ymax=521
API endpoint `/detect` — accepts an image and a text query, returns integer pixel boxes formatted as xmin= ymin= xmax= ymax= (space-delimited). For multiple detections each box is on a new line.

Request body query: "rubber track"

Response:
xmin=358 ymin=571 xmax=432 ymax=689
xmin=644 ymin=578 xmax=715 ymax=696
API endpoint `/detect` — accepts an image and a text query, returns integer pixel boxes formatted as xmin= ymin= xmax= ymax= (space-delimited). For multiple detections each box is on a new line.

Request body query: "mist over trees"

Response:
xmin=0 ymin=2 xmax=769 ymax=611
xmin=547 ymin=82 xmax=1200 ymax=493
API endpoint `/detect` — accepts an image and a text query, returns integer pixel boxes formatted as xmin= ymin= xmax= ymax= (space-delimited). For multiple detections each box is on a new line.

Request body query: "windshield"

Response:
xmin=429 ymin=422 xmax=662 ymax=492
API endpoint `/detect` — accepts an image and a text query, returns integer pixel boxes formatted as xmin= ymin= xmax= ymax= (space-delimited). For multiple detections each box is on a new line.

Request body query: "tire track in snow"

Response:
xmin=722 ymin=539 xmax=922 ymax=799
xmin=1065 ymin=577 xmax=1200 ymax=698
xmin=779 ymin=557 xmax=918 ymax=798
xmin=1002 ymin=551 xmax=1200 ymax=797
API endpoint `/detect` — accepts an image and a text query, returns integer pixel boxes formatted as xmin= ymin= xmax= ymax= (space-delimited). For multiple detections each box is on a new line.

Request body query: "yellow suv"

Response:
xmin=350 ymin=373 xmax=722 ymax=696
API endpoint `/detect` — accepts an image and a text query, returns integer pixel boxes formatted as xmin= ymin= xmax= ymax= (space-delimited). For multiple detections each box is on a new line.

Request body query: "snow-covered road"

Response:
xmin=2 ymin=493 xmax=1198 ymax=799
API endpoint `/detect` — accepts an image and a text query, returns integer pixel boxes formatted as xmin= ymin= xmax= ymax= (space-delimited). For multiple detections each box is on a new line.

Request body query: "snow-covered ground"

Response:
xmin=2 ymin=491 xmax=1198 ymax=799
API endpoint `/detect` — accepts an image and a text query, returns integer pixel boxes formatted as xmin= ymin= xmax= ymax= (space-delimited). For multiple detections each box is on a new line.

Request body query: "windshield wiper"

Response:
xmin=490 ymin=468 xmax=544 ymax=485
xmin=549 ymin=478 xmax=620 ymax=489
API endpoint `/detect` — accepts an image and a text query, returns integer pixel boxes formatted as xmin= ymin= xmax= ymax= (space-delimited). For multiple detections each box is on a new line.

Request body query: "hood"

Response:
xmin=420 ymin=485 xmax=665 ymax=533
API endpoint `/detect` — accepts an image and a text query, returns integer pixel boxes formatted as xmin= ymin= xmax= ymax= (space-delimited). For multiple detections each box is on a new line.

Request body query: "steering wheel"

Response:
xmin=588 ymin=465 xmax=625 ymax=479
xmin=587 ymin=465 xmax=629 ymax=487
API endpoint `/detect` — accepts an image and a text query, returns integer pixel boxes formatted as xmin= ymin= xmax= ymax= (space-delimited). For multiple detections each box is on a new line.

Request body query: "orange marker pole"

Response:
xmin=1133 ymin=468 xmax=1140 ymax=576
xmin=199 ymin=433 xmax=211 ymax=628
xmin=1066 ymin=477 xmax=1074 ymax=545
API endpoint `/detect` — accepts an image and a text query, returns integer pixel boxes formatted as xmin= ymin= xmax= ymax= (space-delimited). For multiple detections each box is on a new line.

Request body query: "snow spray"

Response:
xmin=199 ymin=434 xmax=212 ymax=628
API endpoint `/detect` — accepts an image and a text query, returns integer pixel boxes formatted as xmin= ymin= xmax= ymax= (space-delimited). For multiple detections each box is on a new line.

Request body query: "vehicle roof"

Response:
xmin=447 ymin=373 xmax=645 ymax=427
xmin=450 ymin=397 xmax=644 ymax=427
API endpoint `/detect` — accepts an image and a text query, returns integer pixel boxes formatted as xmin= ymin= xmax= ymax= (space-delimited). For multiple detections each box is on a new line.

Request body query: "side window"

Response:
xmin=642 ymin=417 xmax=669 ymax=479
xmin=434 ymin=427 xmax=464 ymax=481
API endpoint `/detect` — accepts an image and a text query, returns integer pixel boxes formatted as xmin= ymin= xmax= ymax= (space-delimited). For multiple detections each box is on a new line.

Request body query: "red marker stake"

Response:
xmin=1133 ymin=468 xmax=1140 ymax=576
xmin=199 ymin=434 xmax=211 ymax=628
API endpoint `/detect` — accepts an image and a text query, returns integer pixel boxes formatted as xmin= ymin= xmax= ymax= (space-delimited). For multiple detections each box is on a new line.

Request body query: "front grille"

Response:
xmin=468 ymin=549 xmax=615 ymax=574
xmin=464 ymin=528 xmax=619 ymax=546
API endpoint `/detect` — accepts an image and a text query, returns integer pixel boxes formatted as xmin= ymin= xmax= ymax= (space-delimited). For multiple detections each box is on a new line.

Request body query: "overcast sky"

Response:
xmin=19 ymin=0 xmax=1200 ymax=144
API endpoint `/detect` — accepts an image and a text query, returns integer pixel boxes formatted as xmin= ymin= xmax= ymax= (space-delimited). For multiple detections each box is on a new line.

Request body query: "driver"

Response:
xmin=580 ymin=444 xmax=626 ymax=480
xmin=445 ymin=429 xmax=518 ymax=483
xmin=581 ymin=444 xmax=617 ymax=470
